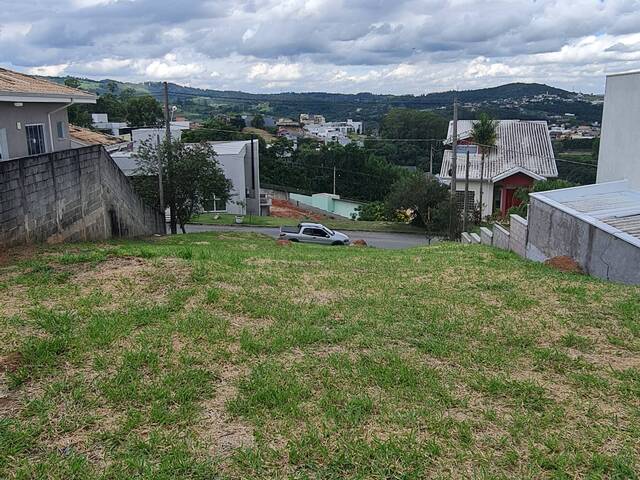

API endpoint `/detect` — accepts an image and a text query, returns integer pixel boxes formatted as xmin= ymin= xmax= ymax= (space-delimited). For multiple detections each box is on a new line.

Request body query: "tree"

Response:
xmin=64 ymin=77 xmax=81 ymax=89
xmin=106 ymin=81 xmax=119 ymax=94
xmin=229 ymin=115 xmax=246 ymax=130
xmin=64 ymin=78 xmax=92 ymax=127
xmin=471 ymin=112 xmax=497 ymax=220
xmin=96 ymin=93 xmax=126 ymax=122
xmin=251 ymin=114 xmax=265 ymax=129
xmin=126 ymin=95 xmax=163 ymax=127
xmin=385 ymin=173 xmax=450 ymax=234
xmin=368 ymin=109 xmax=448 ymax=170
xmin=134 ymin=140 xmax=233 ymax=233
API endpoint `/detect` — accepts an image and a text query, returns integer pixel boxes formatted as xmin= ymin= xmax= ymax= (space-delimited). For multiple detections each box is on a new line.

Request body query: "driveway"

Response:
xmin=183 ymin=224 xmax=437 ymax=249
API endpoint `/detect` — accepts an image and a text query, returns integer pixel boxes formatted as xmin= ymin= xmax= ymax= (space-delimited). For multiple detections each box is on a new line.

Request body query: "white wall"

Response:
xmin=597 ymin=71 xmax=640 ymax=189
xmin=455 ymin=180 xmax=494 ymax=218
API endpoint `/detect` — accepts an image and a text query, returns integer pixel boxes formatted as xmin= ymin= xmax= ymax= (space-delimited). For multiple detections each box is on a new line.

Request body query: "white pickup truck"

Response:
xmin=279 ymin=222 xmax=350 ymax=245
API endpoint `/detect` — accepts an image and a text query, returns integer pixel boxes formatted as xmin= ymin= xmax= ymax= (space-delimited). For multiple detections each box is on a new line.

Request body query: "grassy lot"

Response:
xmin=1 ymin=233 xmax=640 ymax=479
xmin=190 ymin=213 xmax=423 ymax=234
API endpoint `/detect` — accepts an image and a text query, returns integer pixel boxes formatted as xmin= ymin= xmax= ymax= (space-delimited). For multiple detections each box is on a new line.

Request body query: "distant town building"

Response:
xmin=299 ymin=114 xmax=326 ymax=125
xmin=91 ymin=113 xmax=128 ymax=136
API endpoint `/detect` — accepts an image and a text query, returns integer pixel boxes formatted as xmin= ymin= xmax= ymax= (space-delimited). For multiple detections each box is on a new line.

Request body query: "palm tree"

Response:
xmin=471 ymin=113 xmax=497 ymax=220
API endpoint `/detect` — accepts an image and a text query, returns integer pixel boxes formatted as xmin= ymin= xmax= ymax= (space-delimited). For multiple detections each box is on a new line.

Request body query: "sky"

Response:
xmin=1 ymin=0 xmax=640 ymax=95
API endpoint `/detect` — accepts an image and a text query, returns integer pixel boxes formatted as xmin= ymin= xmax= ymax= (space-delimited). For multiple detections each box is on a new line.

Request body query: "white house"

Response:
xmin=112 ymin=139 xmax=264 ymax=216
xmin=439 ymin=120 xmax=558 ymax=218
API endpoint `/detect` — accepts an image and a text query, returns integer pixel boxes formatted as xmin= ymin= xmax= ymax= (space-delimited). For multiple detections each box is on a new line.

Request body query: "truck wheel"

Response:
xmin=290 ymin=238 xmax=299 ymax=242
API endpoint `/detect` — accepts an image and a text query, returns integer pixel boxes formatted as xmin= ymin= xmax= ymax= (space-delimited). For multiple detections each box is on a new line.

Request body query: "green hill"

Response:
xmin=46 ymin=76 xmax=602 ymax=124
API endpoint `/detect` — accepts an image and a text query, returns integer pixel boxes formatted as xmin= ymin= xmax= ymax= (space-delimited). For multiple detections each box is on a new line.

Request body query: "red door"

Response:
xmin=501 ymin=188 xmax=517 ymax=215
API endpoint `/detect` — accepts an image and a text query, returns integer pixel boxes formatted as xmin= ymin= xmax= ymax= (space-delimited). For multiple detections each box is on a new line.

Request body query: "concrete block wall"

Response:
xmin=509 ymin=214 xmax=528 ymax=257
xmin=527 ymin=197 xmax=640 ymax=284
xmin=493 ymin=224 xmax=510 ymax=250
xmin=479 ymin=227 xmax=493 ymax=245
xmin=1 ymin=145 xmax=165 ymax=247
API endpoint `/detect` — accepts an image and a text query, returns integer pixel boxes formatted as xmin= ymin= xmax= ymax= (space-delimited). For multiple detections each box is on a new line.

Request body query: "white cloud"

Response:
xmin=248 ymin=62 xmax=302 ymax=81
xmin=386 ymin=64 xmax=418 ymax=79
xmin=26 ymin=64 xmax=69 ymax=76
xmin=4 ymin=0 xmax=640 ymax=94
xmin=465 ymin=56 xmax=525 ymax=79
xmin=242 ymin=27 xmax=257 ymax=42
xmin=141 ymin=59 xmax=204 ymax=79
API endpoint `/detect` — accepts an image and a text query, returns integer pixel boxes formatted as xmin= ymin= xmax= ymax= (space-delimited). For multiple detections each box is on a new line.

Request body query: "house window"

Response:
xmin=457 ymin=144 xmax=478 ymax=155
xmin=0 ymin=128 xmax=8 ymax=160
xmin=204 ymin=196 xmax=227 ymax=212
xmin=213 ymin=196 xmax=227 ymax=212
xmin=56 ymin=121 xmax=65 ymax=139
xmin=456 ymin=190 xmax=475 ymax=212
xmin=26 ymin=124 xmax=46 ymax=155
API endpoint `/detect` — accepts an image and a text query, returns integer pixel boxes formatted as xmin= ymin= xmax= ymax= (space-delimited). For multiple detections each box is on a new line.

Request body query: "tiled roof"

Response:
xmin=69 ymin=125 xmax=126 ymax=146
xmin=440 ymin=120 xmax=558 ymax=181
xmin=0 ymin=68 xmax=96 ymax=100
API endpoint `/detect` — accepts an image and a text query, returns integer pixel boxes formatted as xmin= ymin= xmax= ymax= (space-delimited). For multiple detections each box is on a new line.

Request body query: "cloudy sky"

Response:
xmin=1 ymin=0 xmax=639 ymax=94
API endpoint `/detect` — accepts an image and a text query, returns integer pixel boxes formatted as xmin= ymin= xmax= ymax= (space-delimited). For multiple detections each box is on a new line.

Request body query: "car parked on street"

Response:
xmin=279 ymin=222 xmax=350 ymax=245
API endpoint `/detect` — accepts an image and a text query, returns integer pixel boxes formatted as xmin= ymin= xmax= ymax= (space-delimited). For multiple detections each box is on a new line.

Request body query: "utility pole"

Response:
xmin=449 ymin=96 xmax=459 ymax=239
xmin=463 ymin=150 xmax=470 ymax=232
xmin=429 ymin=144 xmax=433 ymax=175
xmin=163 ymin=81 xmax=177 ymax=234
xmin=333 ymin=163 xmax=336 ymax=195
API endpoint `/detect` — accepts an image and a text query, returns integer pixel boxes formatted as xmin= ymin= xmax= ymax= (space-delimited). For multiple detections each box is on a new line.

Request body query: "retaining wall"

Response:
xmin=1 ymin=146 xmax=165 ymax=247
xmin=509 ymin=214 xmax=528 ymax=257
xmin=493 ymin=224 xmax=510 ymax=250
xmin=527 ymin=197 xmax=640 ymax=284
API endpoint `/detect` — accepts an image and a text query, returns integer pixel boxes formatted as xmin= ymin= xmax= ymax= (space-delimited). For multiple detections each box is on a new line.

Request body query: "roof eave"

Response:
xmin=0 ymin=92 xmax=97 ymax=104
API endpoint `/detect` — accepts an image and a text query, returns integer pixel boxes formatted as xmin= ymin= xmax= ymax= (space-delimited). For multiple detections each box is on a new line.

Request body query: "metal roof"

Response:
xmin=440 ymin=120 xmax=557 ymax=181
xmin=0 ymin=68 xmax=96 ymax=102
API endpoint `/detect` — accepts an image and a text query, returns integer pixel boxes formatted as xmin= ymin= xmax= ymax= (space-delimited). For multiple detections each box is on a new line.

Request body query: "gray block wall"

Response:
xmin=480 ymin=227 xmax=493 ymax=245
xmin=509 ymin=214 xmax=528 ymax=257
xmin=1 ymin=145 xmax=165 ymax=247
xmin=493 ymin=224 xmax=510 ymax=250
xmin=527 ymin=197 xmax=640 ymax=284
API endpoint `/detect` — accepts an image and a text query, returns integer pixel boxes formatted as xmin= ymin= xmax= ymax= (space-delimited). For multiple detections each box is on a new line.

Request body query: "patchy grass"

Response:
xmin=1 ymin=234 xmax=639 ymax=479
xmin=189 ymin=212 xmax=423 ymax=234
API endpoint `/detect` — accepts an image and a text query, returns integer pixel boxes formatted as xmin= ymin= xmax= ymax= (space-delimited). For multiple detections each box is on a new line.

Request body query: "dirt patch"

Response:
xmin=270 ymin=199 xmax=324 ymax=221
xmin=294 ymin=289 xmax=343 ymax=306
xmin=72 ymin=256 xmax=191 ymax=301
xmin=0 ymin=395 xmax=19 ymax=416
xmin=276 ymin=239 xmax=292 ymax=247
xmin=545 ymin=256 xmax=584 ymax=274
xmin=351 ymin=239 xmax=368 ymax=247
xmin=0 ymin=352 xmax=22 ymax=373
xmin=198 ymin=364 xmax=254 ymax=456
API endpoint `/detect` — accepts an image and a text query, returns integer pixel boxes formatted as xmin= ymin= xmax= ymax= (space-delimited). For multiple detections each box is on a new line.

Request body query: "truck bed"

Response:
xmin=280 ymin=225 xmax=300 ymax=234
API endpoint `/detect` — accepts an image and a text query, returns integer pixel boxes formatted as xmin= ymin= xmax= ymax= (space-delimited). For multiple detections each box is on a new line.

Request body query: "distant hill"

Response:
xmin=46 ymin=76 xmax=602 ymax=126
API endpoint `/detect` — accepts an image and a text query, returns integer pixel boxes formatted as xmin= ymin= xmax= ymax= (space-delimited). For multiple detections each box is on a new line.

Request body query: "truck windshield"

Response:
xmin=324 ymin=227 xmax=334 ymax=235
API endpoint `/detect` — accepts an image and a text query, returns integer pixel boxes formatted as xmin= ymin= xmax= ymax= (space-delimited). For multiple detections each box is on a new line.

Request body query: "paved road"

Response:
xmin=183 ymin=224 xmax=438 ymax=249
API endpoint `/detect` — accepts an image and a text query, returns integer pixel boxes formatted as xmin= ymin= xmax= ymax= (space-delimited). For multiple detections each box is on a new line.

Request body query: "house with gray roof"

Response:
xmin=439 ymin=120 xmax=557 ymax=218
xmin=0 ymin=68 xmax=96 ymax=161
